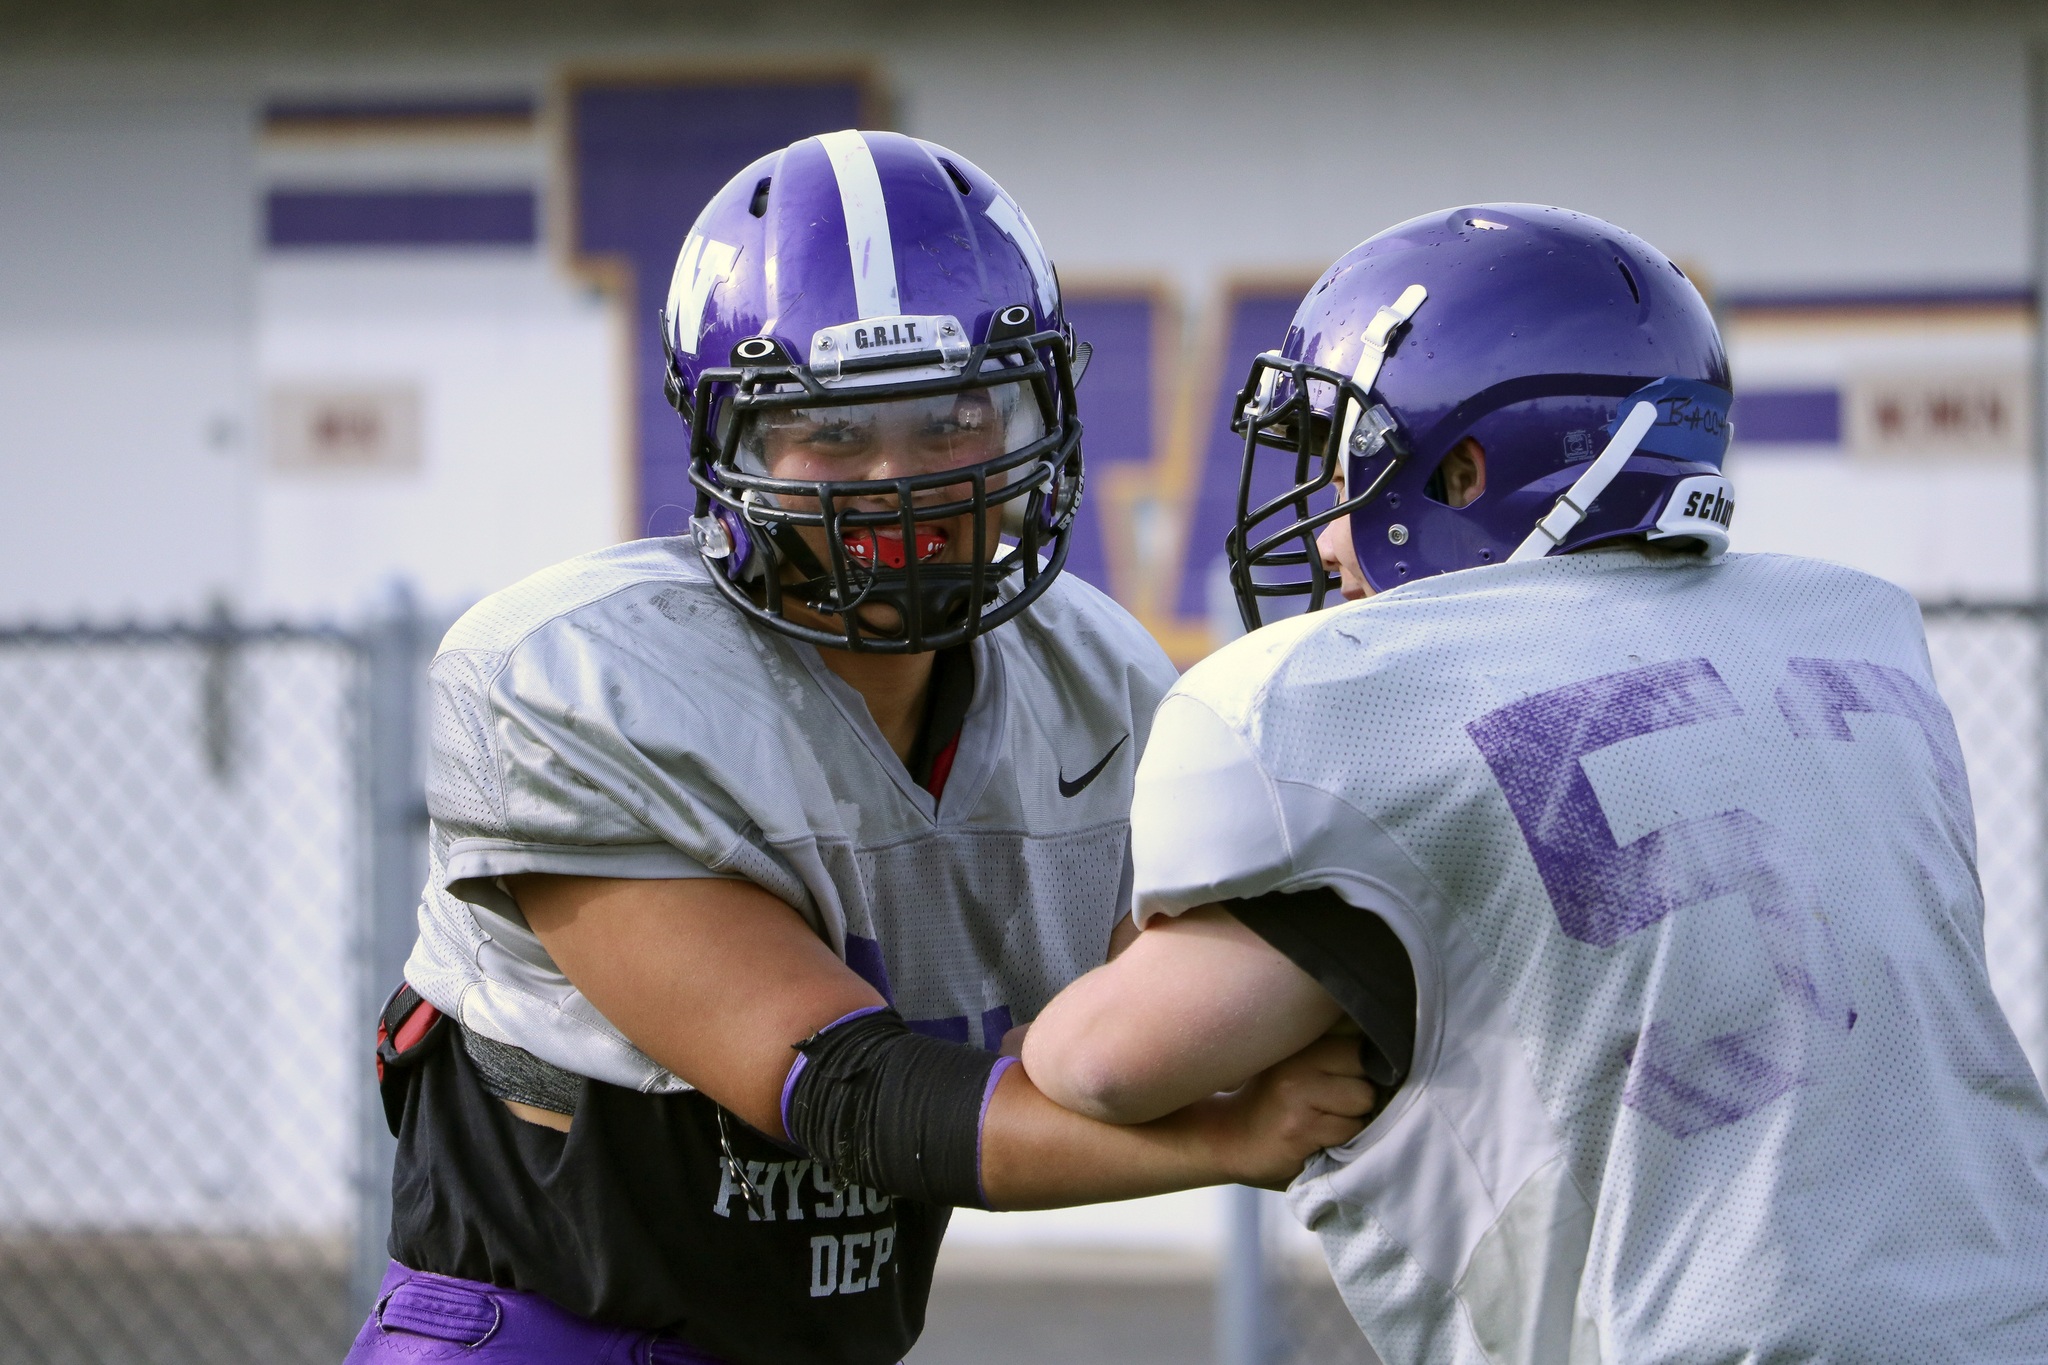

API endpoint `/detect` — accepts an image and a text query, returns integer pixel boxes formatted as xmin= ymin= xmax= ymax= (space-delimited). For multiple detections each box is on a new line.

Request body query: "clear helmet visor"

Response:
xmin=736 ymin=380 xmax=1048 ymax=485
xmin=731 ymin=379 xmax=1054 ymax=571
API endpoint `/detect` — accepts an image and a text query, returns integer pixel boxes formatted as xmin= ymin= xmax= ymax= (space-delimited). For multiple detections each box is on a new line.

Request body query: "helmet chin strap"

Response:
xmin=1508 ymin=400 xmax=1660 ymax=563
xmin=1336 ymin=284 xmax=1428 ymax=457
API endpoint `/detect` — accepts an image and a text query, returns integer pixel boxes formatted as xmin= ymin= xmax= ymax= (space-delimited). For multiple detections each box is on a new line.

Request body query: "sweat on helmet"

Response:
xmin=1225 ymin=203 xmax=1736 ymax=628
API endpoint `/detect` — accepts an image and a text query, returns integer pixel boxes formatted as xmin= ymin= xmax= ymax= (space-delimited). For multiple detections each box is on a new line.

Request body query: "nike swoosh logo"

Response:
xmin=1058 ymin=734 xmax=1129 ymax=798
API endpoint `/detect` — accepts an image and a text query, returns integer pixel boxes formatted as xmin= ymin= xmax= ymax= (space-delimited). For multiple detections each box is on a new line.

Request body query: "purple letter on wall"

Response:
xmin=568 ymin=78 xmax=867 ymax=536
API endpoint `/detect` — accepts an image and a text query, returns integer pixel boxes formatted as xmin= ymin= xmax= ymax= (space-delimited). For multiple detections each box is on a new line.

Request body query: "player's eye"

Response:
xmin=794 ymin=419 xmax=868 ymax=448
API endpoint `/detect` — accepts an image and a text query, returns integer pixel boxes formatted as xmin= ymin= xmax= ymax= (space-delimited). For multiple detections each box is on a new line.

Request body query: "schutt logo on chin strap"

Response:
xmin=1058 ymin=734 xmax=1128 ymax=798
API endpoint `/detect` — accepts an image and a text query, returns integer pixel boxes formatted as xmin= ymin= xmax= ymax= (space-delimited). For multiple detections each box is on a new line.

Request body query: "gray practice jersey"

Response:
xmin=405 ymin=538 xmax=1177 ymax=1090
xmin=1134 ymin=547 xmax=2048 ymax=1364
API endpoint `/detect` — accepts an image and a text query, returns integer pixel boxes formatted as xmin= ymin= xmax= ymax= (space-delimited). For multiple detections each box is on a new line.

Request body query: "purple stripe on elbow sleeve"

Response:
xmin=779 ymin=1005 xmax=889 ymax=1145
xmin=974 ymin=1055 xmax=1019 ymax=1209
xmin=778 ymin=1054 xmax=809 ymax=1144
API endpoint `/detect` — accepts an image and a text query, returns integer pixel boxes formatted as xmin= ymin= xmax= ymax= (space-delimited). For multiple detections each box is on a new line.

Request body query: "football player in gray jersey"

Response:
xmin=345 ymin=132 xmax=1374 ymax=1365
xmin=1024 ymin=207 xmax=2048 ymax=1363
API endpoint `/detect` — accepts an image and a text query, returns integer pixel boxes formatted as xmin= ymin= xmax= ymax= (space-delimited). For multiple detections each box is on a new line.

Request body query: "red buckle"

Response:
xmin=375 ymin=985 xmax=443 ymax=1083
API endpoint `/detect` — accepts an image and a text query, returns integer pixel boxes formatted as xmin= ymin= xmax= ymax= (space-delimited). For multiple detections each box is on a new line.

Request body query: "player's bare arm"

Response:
xmin=509 ymin=873 xmax=882 ymax=1136
xmin=1023 ymin=905 xmax=1344 ymax=1124
xmin=513 ymin=872 xmax=1372 ymax=1204
xmin=977 ymin=1032 xmax=1367 ymax=1203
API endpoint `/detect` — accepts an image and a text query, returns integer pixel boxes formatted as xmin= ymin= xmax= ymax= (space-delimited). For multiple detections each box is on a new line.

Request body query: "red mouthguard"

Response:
xmin=842 ymin=526 xmax=947 ymax=570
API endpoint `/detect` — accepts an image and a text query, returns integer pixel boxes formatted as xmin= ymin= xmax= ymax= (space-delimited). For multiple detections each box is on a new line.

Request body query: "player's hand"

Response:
xmin=1199 ymin=1036 xmax=1376 ymax=1189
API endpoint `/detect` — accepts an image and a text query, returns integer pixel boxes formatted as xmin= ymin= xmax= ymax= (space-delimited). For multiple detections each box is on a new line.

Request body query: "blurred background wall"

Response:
xmin=5 ymin=0 xmax=2041 ymax=628
xmin=2 ymin=0 xmax=2043 ymax=1320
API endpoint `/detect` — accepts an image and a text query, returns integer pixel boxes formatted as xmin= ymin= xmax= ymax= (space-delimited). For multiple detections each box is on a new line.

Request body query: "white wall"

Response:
xmin=1727 ymin=309 xmax=2035 ymax=598
xmin=6 ymin=10 xmax=2042 ymax=618
xmin=249 ymin=108 xmax=623 ymax=617
xmin=888 ymin=14 xmax=2039 ymax=608
xmin=255 ymin=253 xmax=622 ymax=617
xmin=0 ymin=85 xmax=257 ymax=621
xmin=897 ymin=16 xmax=2030 ymax=305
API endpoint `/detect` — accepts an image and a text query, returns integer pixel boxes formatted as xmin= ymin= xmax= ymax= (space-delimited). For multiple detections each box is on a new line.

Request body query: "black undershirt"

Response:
xmin=1225 ymin=887 xmax=1416 ymax=1095
xmin=386 ymin=645 xmax=979 ymax=1363
xmin=904 ymin=644 xmax=974 ymax=790
xmin=389 ymin=1038 xmax=946 ymax=1363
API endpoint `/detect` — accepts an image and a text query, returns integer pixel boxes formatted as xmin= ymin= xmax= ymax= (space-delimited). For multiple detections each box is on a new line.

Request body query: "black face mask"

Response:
xmin=673 ymin=310 xmax=1086 ymax=654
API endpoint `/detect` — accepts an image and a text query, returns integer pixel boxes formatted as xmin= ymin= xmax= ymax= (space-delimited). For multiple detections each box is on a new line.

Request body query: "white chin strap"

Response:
xmin=1336 ymin=284 xmax=1428 ymax=456
xmin=1507 ymin=400 xmax=1659 ymax=563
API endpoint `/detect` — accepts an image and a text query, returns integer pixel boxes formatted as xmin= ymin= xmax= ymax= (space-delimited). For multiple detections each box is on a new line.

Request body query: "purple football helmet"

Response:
xmin=1226 ymin=203 xmax=1734 ymax=628
xmin=662 ymin=130 xmax=1085 ymax=653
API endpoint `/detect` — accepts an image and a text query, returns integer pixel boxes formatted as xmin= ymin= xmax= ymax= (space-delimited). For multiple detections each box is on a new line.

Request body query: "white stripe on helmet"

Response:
xmin=667 ymin=233 xmax=739 ymax=357
xmin=983 ymin=191 xmax=1057 ymax=316
xmin=817 ymin=130 xmax=900 ymax=320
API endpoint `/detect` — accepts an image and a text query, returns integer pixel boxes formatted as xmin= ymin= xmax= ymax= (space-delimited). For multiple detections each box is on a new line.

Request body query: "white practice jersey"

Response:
xmin=406 ymin=538 xmax=1176 ymax=1091
xmin=1133 ymin=547 xmax=2048 ymax=1364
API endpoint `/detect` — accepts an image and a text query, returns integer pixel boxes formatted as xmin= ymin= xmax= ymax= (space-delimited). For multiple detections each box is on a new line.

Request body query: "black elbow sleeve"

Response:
xmin=783 ymin=1006 xmax=1010 ymax=1210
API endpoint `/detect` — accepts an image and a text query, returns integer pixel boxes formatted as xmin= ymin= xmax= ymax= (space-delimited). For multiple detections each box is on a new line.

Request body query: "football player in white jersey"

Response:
xmin=345 ymin=134 xmax=1373 ymax=1365
xmin=1023 ymin=205 xmax=2048 ymax=1362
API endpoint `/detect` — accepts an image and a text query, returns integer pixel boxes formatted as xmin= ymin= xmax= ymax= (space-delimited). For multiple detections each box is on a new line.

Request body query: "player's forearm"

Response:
xmin=975 ymin=1064 xmax=1234 ymax=1210
xmin=1025 ymin=906 xmax=1346 ymax=1124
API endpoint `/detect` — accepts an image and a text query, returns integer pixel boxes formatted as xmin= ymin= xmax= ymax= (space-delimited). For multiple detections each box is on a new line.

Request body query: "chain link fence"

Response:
xmin=0 ymin=599 xmax=2041 ymax=1365
xmin=0 ymin=599 xmax=432 ymax=1365
xmin=1923 ymin=602 xmax=2048 ymax=1070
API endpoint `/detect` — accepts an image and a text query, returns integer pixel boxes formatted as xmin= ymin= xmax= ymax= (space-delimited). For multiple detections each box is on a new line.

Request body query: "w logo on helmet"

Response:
xmin=667 ymin=233 xmax=739 ymax=357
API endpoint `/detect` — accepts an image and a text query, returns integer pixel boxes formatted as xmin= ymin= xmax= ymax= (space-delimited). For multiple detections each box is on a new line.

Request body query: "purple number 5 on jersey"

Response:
xmin=1468 ymin=658 xmax=1858 ymax=1138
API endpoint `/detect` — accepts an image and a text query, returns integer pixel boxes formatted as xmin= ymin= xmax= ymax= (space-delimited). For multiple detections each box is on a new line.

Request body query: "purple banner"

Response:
xmin=265 ymin=189 xmax=536 ymax=249
xmin=1732 ymin=388 xmax=1841 ymax=445
xmin=264 ymin=96 xmax=536 ymax=133
xmin=1062 ymin=290 xmax=1164 ymax=597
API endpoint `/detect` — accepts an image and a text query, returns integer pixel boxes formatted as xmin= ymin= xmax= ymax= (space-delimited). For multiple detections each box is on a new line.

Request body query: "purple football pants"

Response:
xmin=344 ymin=1261 xmax=728 ymax=1364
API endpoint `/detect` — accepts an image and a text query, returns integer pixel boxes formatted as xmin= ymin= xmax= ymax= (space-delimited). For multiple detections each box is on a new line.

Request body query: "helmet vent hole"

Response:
xmin=1616 ymin=259 xmax=1641 ymax=305
xmin=1669 ymin=259 xmax=1687 ymax=279
xmin=938 ymin=159 xmax=973 ymax=197
xmin=749 ymin=178 xmax=772 ymax=217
